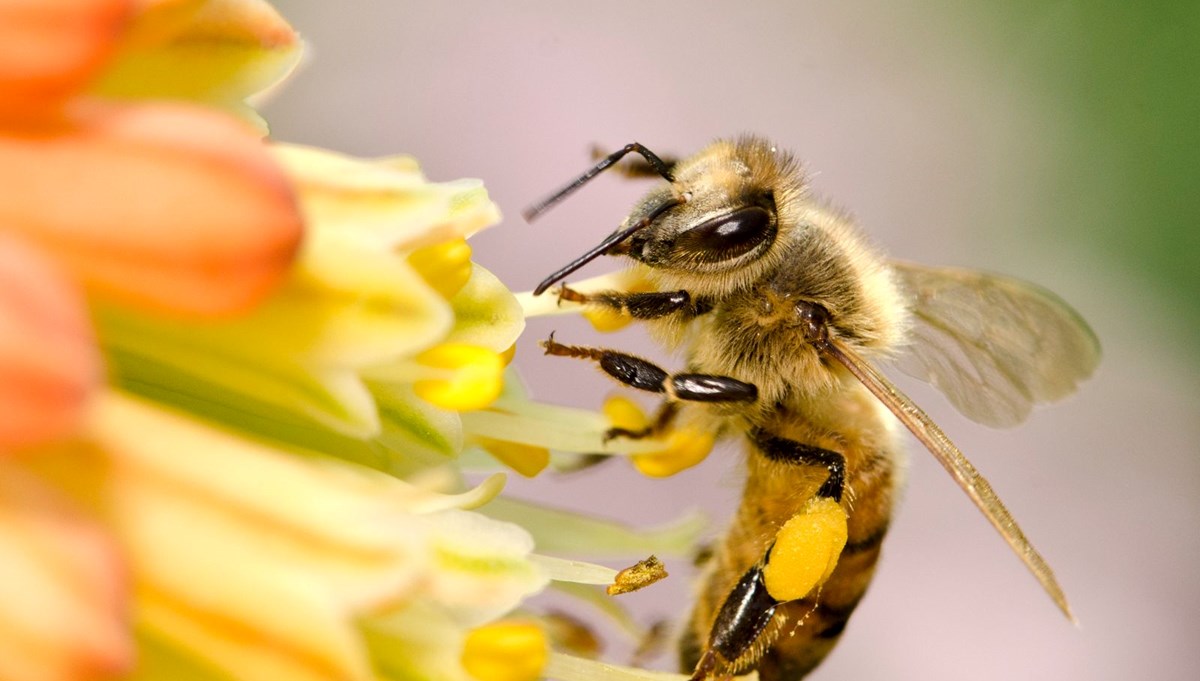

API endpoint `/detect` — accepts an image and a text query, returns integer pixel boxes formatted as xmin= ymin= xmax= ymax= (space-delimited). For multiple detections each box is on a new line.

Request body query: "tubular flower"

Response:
xmin=98 ymin=143 xmax=525 ymax=475
xmin=1 ymin=2 xmax=721 ymax=681
xmin=27 ymin=392 xmax=547 ymax=681
xmin=0 ymin=235 xmax=129 ymax=681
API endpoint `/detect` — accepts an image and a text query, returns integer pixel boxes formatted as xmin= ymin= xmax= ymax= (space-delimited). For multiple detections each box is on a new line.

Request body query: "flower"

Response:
xmin=0 ymin=2 xmax=721 ymax=681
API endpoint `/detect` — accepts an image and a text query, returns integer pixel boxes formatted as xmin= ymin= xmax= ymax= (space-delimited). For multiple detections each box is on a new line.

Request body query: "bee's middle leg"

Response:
xmin=541 ymin=335 xmax=757 ymax=403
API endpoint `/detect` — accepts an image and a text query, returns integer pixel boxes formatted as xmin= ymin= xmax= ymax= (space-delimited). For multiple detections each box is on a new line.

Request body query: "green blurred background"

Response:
xmin=974 ymin=1 xmax=1200 ymax=348
xmin=266 ymin=2 xmax=1200 ymax=680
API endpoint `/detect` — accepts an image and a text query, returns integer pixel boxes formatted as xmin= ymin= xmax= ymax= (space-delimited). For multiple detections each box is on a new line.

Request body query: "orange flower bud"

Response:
xmin=0 ymin=0 xmax=132 ymax=120
xmin=0 ymin=101 xmax=303 ymax=317
xmin=0 ymin=234 xmax=99 ymax=451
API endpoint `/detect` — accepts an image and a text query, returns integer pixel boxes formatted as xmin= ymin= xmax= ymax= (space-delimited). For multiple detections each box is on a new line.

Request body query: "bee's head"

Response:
xmin=527 ymin=137 xmax=803 ymax=296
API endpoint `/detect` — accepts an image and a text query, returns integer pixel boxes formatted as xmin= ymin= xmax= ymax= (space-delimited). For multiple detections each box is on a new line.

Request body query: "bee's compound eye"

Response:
xmin=676 ymin=206 xmax=775 ymax=263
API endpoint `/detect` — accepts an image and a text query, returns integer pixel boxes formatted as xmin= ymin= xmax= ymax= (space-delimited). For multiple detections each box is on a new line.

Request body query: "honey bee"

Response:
xmin=524 ymin=137 xmax=1099 ymax=680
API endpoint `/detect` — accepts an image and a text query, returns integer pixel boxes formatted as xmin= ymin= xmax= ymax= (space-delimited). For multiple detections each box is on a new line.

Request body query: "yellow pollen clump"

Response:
xmin=461 ymin=620 xmax=548 ymax=681
xmin=762 ymin=497 xmax=848 ymax=602
xmin=407 ymin=238 xmax=473 ymax=299
xmin=606 ymin=555 xmax=669 ymax=595
xmin=413 ymin=343 xmax=504 ymax=411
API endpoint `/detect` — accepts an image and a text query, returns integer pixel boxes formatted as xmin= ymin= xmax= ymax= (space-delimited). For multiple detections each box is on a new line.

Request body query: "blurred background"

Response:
xmin=265 ymin=2 xmax=1199 ymax=680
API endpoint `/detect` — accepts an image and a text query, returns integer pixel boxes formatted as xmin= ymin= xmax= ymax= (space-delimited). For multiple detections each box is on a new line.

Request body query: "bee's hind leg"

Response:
xmin=541 ymin=335 xmax=757 ymax=403
xmin=688 ymin=431 xmax=850 ymax=679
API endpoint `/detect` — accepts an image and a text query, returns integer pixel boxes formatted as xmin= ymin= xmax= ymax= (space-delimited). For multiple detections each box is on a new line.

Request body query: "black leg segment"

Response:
xmin=542 ymin=335 xmax=758 ymax=404
xmin=708 ymin=564 xmax=780 ymax=663
xmin=600 ymin=353 xmax=669 ymax=393
xmin=671 ymin=374 xmax=757 ymax=402
xmin=751 ymin=428 xmax=846 ymax=502
xmin=559 ymin=285 xmax=713 ymax=320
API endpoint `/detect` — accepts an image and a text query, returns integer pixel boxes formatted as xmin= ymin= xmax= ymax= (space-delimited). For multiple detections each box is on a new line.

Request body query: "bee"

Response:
xmin=524 ymin=137 xmax=1099 ymax=680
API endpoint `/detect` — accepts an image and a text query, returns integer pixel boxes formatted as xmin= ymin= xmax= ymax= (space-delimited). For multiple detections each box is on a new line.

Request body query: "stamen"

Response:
xmin=407 ymin=238 xmax=473 ymax=299
xmin=461 ymin=620 xmax=548 ymax=681
xmin=412 ymin=343 xmax=504 ymax=411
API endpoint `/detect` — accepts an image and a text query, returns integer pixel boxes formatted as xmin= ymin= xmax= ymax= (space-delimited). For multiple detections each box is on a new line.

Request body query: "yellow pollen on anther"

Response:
xmin=602 ymin=397 xmax=713 ymax=477
xmin=631 ymin=428 xmax=714 ymax=478
xmin=602 ymin=396 xmax=650 ymax=432
xmin=461 ymin=620 xmax=548 ymax=681
xmin=407 ymin=238 xmax=473 ymax=299
xmin=413 ymin=343 xmax=504 ymax=411
xmin=476 ymin=436 xmax=550 ymax=477
xmin=583 ymin=307 xmax=632 ymax=333
xmin=499 ymin=343 xmax=517 ymax=366
xmin=762 ymin=497 xmax=848 ymax=601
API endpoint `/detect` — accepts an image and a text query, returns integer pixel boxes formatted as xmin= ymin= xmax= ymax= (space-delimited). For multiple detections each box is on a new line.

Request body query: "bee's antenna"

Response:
xmin=522 ymin=142 xmax=675 ymax=222
xmin=532 ymin=195 xmax=684 ymax=295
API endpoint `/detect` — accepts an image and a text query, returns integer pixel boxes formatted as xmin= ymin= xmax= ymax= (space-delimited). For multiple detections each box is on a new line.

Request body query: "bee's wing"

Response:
xmin=823 ymin=337 xmax=1075 ymax=622
xmin=890 ymin=262 xmax=1101 ymax=428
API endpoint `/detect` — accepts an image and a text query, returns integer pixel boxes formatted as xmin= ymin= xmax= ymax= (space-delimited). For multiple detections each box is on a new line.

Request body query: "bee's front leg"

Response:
xmin=540 ymin=335 xmax=756 ymax=403
xmin=558 ymin=284 xmax=713 ymax=320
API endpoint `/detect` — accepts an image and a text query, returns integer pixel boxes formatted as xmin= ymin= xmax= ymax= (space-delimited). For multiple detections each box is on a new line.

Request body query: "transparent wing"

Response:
xmin=891 ymin=262 xmax=1101 ymax=428
xmin=823 ymin=337 xmax=1075 ymax=622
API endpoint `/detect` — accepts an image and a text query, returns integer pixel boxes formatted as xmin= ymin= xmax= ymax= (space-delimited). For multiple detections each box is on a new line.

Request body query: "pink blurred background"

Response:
xmin=265 ymin=3 xmax=1200 ymax=680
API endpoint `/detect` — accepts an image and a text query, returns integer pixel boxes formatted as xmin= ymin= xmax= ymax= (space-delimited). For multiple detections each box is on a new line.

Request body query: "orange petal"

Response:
xmin=0 ymin=463 xmax=132 ymax=681
xmin=0 ymin=101 xmax=303 ymax=317
xmin=0 ymin=0 xmax=133 ymax=120
xmin=0 ymin=234 xmax=99 ymax=451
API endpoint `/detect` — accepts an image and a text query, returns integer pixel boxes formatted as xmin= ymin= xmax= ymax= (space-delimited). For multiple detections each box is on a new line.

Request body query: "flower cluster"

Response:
xmin=0 ymin=2 xmax=713 ymax=680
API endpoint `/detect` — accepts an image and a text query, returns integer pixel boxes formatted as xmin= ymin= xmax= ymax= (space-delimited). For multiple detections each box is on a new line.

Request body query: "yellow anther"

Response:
xmin=762 ymin=497 xmax=848 ymax=602
xmin=413 ymin=343 xmax=504 ymax=411
xmin=583 ymin=307 xmax=633 ymax=333
xmin=407 ymin=238 xmax=473 ymax=299
xmin=602 ymin=396 xmax=650 ymax=432
xmin=461 ymin=620 xmax=548 ymax=681
xmin=499 ymin=342 xmax=517 ymax=366
xmin=476 ymin=436 xmax=550 ymax=477
xmin=602 ymin=397 xmax=714 ymax=477
xmin=631 ymin=429 xmax=714 ymax=478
